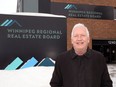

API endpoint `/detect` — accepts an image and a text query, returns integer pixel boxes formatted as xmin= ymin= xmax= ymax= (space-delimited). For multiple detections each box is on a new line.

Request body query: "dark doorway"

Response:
xmin=92 ymin=40 xmax=116 ymax=63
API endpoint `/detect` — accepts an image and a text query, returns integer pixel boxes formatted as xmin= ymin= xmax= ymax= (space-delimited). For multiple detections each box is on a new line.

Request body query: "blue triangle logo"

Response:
xmin=38 ymin=57 xmax=55 ymax=66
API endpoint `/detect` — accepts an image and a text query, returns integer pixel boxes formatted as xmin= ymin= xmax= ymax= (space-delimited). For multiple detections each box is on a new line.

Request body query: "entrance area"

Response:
xmin=92 ymin=40 xmax=116 ymax=63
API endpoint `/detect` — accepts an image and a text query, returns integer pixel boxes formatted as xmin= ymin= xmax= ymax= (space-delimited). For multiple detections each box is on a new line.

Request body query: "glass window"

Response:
xmin=114 ymin=8 xmax=116 ymax=20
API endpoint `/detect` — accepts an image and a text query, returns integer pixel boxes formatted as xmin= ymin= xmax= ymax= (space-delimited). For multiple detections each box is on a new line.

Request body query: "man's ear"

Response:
xmin=71 ymin=37 xmax=73 ymax=44
xmin=71 ymin=40 xmax=73 ymax=44
xmin=88 ymin=37 xmax=90 ymax=43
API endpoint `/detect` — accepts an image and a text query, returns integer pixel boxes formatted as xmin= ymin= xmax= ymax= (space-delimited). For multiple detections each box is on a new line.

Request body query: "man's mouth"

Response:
xmin=77 ymin=42 xmax=84 ymax=45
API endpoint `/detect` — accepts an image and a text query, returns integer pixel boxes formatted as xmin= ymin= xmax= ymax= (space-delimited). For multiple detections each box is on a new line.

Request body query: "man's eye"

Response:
xmin=81 ymin=35 xmax=85 ymax=37
xmin=74 ymin=35 xmax=78 ymax=37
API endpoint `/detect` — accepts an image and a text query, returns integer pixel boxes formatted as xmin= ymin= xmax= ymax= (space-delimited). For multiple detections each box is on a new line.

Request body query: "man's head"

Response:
xmin=71 ymin=23 xmax=90 ymax=55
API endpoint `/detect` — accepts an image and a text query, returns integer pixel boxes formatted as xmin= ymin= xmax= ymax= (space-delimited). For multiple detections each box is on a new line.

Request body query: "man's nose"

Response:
xmin=77 ymin=35 xmax=82 ymax=40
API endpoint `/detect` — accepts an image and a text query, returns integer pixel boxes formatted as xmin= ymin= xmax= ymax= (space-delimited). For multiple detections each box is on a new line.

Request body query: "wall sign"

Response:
xmin=0 ymin=13 xmax=67 ymax=69
xmin=51 ymin=2 xmax=114 ymax=20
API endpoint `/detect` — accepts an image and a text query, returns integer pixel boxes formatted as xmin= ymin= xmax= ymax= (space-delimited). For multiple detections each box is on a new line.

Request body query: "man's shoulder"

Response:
xmin=57 ymin=49 xmax=71 ymax=57
xmin=55 ymin=49 xmax=72 ymax=61
xmin=90 ymin=49 xmax=104 ymax=56
xmin=89 ymin=49 xmax=106 ymax=61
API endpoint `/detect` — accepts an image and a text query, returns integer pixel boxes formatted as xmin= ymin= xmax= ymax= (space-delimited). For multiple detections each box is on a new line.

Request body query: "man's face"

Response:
xmin=71 ymin=27 xmax=90 ymax=51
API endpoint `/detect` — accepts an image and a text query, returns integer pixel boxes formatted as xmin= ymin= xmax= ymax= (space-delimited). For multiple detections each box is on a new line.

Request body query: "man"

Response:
xmin=50 ymin=23 xmax=113 ymax=87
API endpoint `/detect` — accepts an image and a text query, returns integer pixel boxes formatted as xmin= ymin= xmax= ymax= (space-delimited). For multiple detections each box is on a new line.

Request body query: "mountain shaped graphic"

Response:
xmin=0 ymin=19 xmax=22 ymax=27
xmin=38 ymin=57 xmax=55 ymax=66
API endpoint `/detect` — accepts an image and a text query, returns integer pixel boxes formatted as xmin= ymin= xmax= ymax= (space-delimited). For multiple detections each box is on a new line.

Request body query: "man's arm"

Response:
xmin=101 ymin=58 xmax=113 ymax=87
xmin=50 ymin=58 xmax=63 ymax=87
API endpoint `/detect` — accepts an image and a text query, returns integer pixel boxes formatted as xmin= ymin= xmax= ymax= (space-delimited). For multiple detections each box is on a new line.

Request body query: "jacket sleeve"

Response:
xmin=50 ymin=57 xmax=63 ymax=87
xmin=101 ymin=57 xmax=113 ymax=87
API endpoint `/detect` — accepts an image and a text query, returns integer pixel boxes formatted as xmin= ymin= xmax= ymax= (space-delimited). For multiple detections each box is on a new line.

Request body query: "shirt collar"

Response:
xmin=70 ymin=47 xmax=91 ymax=59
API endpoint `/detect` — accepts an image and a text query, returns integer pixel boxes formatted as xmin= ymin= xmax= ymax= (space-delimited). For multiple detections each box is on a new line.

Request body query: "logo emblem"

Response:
xmin=64 ymin=4 xmax=77 ymax=10
xmin=0 ymin=19 xmax=22 ymax=27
